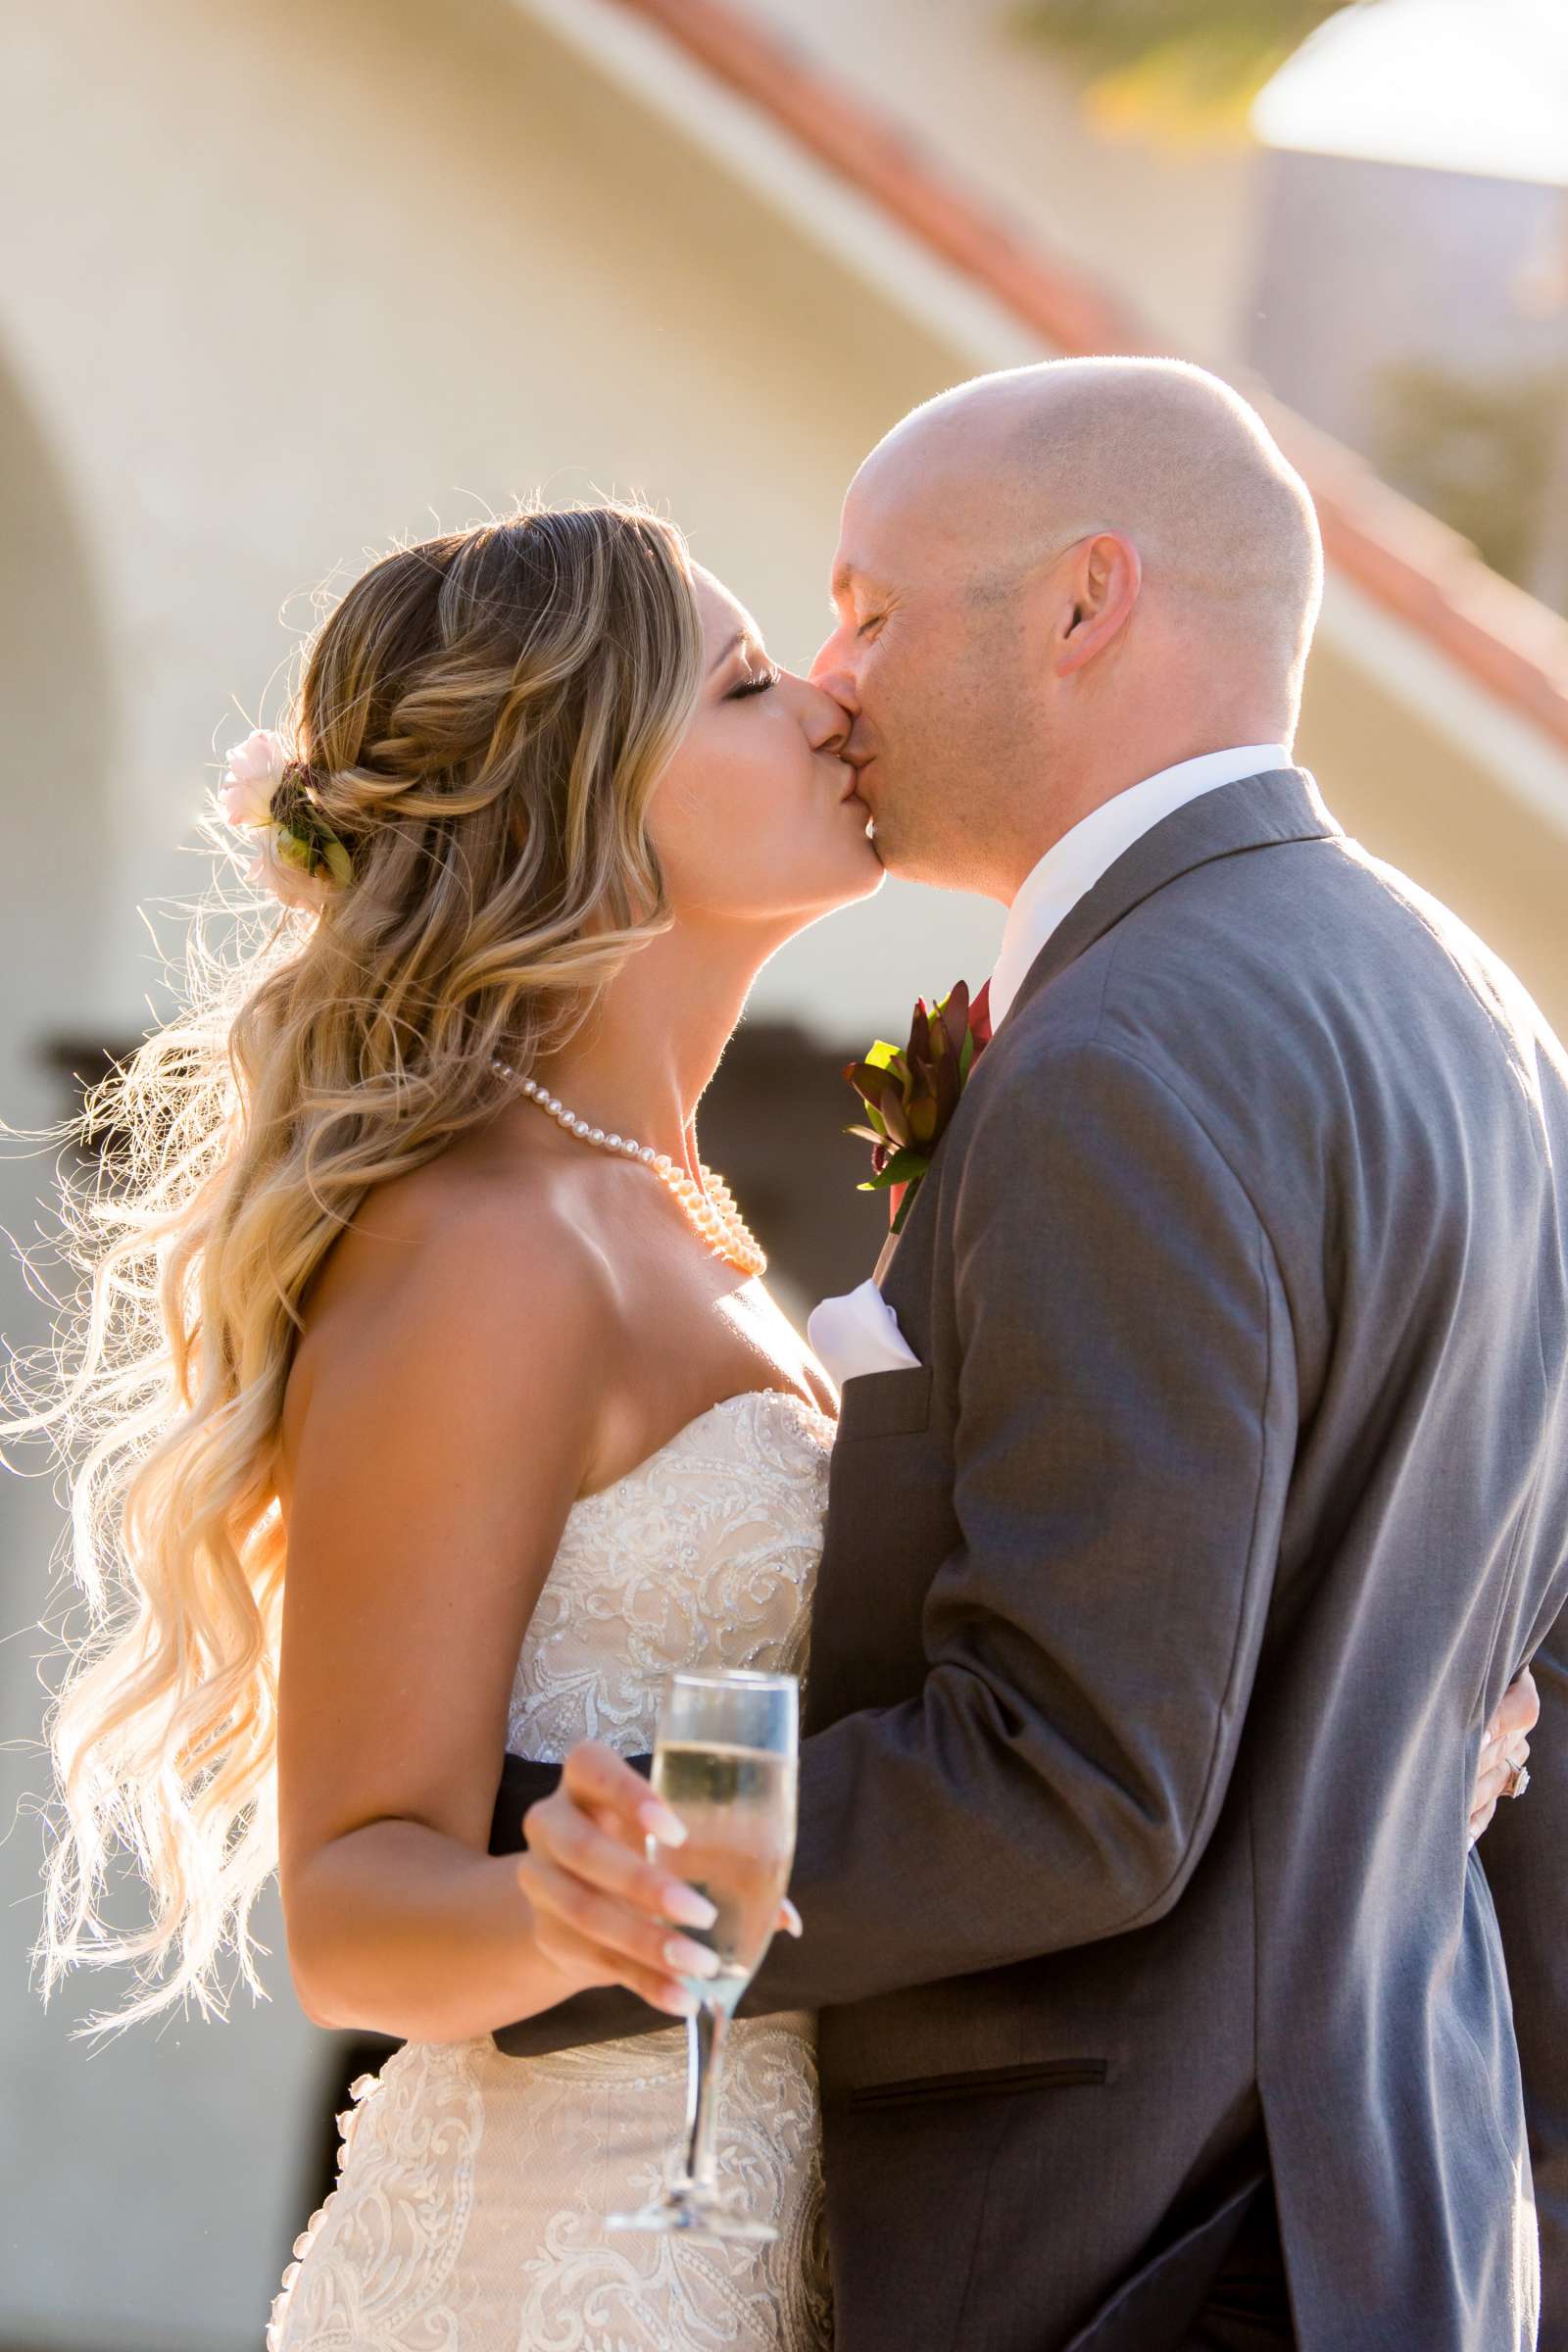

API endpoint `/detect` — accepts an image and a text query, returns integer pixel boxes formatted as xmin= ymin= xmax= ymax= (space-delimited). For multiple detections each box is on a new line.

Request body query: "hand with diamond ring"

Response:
xmin=1469 ymin=1667 xmax=1540 ymax=1846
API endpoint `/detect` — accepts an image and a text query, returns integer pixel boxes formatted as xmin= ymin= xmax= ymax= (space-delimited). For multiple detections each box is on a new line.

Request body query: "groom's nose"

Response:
xmin=808 ymin=626 xmax=859 ymax=711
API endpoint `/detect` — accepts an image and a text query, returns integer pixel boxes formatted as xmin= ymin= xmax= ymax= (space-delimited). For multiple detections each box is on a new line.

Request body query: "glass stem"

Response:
xmin=680 ymin=1999 xmax=729 ymax=2193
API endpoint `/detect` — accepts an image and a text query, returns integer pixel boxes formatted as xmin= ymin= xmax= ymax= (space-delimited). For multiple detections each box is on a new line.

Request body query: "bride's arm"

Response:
xmin=487 ymin=1661 xmax=1538 ymax=2057
xmin=277 ymin=1196 xmax=709 ymax=2043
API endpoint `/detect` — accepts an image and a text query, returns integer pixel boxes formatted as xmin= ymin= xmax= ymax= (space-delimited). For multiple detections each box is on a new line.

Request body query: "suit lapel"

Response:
xmin=874 ymin=770 xmax=1339 ymax=1308
xmin=1006 ymin=766 xmax=1342 ymax=1025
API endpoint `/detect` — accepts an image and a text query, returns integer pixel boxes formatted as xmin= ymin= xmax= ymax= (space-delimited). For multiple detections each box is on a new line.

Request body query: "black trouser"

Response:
xmin=1181 ymin=2181 xmax=1296 ymax=2350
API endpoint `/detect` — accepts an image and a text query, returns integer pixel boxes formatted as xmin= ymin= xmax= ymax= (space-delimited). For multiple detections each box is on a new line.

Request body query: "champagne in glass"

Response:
xmin=608 ymin=1670 xmax=799 ymax=2243
xmin=652 ymin=1737 xmax=797 ymax=2010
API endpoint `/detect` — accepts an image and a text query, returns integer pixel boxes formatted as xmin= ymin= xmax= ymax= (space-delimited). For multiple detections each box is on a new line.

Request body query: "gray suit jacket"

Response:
xmin=491 ymin=769 xmax=1568 ymax=2351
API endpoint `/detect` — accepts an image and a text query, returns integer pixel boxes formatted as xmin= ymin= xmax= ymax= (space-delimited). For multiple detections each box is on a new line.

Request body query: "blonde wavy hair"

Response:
xmin=9 ymin=501 xmax=706 ymax=2034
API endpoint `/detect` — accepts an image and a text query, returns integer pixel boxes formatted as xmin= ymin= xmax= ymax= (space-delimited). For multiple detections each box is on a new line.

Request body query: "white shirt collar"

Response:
xmin=988 ymin=745 xmax=1292 ymax=1029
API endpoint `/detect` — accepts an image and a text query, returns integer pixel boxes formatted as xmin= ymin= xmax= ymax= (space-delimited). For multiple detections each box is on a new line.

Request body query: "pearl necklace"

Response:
xmin=496 ymin=1064 xmax=767 ymax=1281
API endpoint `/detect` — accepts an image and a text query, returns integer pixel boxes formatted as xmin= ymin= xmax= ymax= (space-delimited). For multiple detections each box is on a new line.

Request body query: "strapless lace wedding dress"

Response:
xmin=268 ymin=1388 xmax=835 ymax=2352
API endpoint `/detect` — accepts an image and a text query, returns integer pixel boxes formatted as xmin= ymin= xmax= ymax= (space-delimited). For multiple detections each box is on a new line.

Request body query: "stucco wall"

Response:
xmin=1300 ymin=633 xmax=1568 ymax=1032
xmin=739 ymin=0 xmax=1264 ymax=367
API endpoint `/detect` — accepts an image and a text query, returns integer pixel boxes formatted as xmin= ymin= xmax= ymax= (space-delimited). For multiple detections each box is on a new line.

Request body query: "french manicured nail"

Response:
xmin=641 ymin=1801 xmax=687 ymax=1847
xmin=781 ymin=1899 xmax=803 ymax=1937
xmin=665 ymin=1936 xmax=719 ymax=1979
xmin=662 ymin=1883 xmax=718 ymax=1931
xmin=663 ymin=1987 xmax=699 ymax=2017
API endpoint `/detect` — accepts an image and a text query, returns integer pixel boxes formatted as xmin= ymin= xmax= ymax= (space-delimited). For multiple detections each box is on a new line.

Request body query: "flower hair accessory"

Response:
xmin=845 ymin=978 xmax=993 ymax=1237
xmin=219 ymin=729 xmax=353 ymax=911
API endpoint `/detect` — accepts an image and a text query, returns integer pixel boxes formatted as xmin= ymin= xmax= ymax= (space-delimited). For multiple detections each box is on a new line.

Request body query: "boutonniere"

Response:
xmin=845 ymin=979 xmax=993 ymax=1240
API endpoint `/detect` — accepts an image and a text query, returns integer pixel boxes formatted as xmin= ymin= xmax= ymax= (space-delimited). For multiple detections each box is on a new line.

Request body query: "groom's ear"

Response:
xmin=1054 ymin=532 xmax=1141 ymax=678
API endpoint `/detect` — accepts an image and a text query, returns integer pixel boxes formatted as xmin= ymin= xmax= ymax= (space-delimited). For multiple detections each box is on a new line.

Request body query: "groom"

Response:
xmin=493 ymin=360 xmax=1568 ymax=2349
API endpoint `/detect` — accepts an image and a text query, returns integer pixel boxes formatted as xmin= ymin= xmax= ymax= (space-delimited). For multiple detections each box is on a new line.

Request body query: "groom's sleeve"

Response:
xmin=752 ymin=1032 xmax=1298 ymax=2011
xmin=1473 ymin=1603 xmax=1568 ymax=2347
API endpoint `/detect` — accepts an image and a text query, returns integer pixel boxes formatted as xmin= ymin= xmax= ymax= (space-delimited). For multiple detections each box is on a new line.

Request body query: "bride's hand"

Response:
xmin=1469 ymin=1666 xmax=1539 ymax=1845
xmin=514 ymin=1740 xmax=802 ymax=2019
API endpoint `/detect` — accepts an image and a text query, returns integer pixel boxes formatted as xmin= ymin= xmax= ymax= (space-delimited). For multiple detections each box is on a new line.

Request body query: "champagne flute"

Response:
xmin=608 ymin=1668 xmax=799 ymax=2242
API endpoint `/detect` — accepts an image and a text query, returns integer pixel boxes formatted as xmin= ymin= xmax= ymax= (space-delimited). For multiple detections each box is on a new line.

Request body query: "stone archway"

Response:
xmin=0 ymin=347 xmax=116 ymax=1626
xmin=0 ymin=359 xmax=129 ymax=2350
xmin=0 ymin=354 xmax=115 ymax=1148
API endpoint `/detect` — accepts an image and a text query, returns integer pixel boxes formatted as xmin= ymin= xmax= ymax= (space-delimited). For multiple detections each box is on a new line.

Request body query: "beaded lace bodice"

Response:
xmin=505 ymin=1388 xmax=830 ymax=1763
xmin=270 ymin=1387 xmax=836 ymax=2352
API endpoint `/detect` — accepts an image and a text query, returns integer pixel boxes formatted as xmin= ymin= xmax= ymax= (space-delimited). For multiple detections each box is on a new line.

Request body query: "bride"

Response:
xmin=22 ymin=502 xmax=1528 ymax=2351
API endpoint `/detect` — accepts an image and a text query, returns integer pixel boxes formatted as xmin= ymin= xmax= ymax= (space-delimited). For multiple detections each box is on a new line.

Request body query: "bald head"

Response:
xmin=853 ymin=357 xmax=1323 ymax=676
xmin=813 ymin=359 xmax=1326 ymax=897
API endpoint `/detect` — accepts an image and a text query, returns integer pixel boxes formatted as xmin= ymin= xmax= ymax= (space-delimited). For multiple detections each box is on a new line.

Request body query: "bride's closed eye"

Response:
xmin=728 ymin=667 xmax=781 ymax=701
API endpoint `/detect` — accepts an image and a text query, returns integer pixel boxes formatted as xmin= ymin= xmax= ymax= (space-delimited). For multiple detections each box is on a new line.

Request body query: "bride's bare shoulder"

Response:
xmin=291 ymin=1137 xmax=618 ymax=1398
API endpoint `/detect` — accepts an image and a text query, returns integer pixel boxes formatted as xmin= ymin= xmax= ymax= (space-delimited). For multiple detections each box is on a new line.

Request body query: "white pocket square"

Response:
xmin=807 ymin=1278 xmax=922 ymax=1386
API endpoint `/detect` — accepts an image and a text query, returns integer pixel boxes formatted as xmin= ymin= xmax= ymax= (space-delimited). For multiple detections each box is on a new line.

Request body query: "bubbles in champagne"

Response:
xmin=653 ymin=1740 xmax=798 ymax=2011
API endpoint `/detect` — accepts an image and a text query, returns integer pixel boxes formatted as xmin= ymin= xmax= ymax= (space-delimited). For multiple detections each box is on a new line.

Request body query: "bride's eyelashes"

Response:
xmin=727 ymin=667 xmax=781 ymax=701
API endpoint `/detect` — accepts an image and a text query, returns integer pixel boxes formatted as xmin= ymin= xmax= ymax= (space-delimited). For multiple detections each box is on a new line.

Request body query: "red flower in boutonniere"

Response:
xmin=844 ymin=979 xmax=993 ymax=1236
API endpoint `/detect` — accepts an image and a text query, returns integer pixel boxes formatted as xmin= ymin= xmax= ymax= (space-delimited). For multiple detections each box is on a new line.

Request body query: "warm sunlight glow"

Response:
xmin=1254 ymin=0 xmax=1568 ymax=185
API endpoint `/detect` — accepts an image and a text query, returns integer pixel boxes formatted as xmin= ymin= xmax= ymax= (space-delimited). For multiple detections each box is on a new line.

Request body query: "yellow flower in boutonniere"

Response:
xmin=844 ymin=979 xmax=993 ymax=1235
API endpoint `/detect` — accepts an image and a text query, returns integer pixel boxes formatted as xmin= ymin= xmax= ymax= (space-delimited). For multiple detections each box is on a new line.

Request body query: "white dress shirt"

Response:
xmin=986 ymin=745 xmax=1292 ymax=1029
